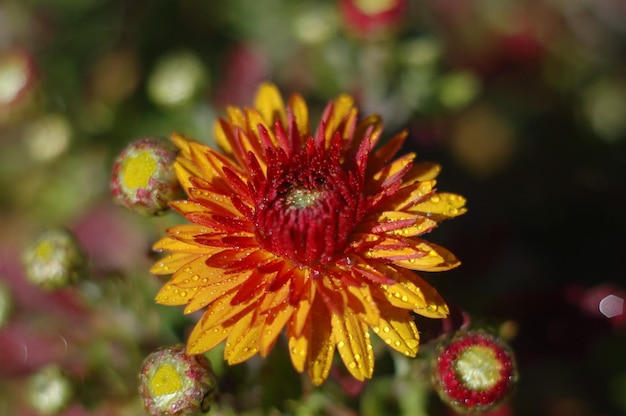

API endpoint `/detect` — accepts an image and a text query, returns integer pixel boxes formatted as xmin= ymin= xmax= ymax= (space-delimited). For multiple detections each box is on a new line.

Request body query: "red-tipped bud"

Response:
xmin=111 ymin=137 xmax=181 ymax=216
xmin=339 ymin=0 xmax=409 ymax=40
xmin=138 ymin=344 xmax=217 ymax=416
xmin=432 ymin=330 xmax=518 ymax=414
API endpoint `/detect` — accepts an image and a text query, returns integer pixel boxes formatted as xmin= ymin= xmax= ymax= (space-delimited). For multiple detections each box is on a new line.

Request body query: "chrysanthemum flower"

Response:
xmin=151 ymin=83 xmax=466 ymax=385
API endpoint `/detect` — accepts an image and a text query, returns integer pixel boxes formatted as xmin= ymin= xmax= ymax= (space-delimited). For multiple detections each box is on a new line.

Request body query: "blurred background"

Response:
xmin=0 ymin=0 xmax=625 ymax=415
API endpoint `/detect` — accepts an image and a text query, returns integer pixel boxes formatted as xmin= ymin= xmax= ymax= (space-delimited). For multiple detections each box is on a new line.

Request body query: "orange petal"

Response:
xmin=331 ymin=310 xmax=374 ymax=381
xmin=371 ymin=303 xmax=420 ymax=357
xmin=254 ymin=83 xmax=286 ymax=126
xmin=410 ymin=192 xmax=467 ymax=220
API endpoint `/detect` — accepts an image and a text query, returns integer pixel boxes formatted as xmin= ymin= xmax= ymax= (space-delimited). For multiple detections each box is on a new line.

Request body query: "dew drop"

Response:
xmin=180 ymin=291 xmax=187 ymax=298
xmin=372 ymin=327 xmax=380 ymax=334
xmin=192 ymin=275 xmax=200 ymax=281
xmin=348 ymin=361 xmax=357 ymax=369
xmin=183 ymin=267 xmax=191 ymax=273
xmin=383 ymin=326 xmax=391 ymax=333
xmin=354 ymin=354 xmax=361 ymax=361
xmin=401 ymin=295 xmax=408 ymax=302
xmin=337 ymin=341 xmax=345 ymax=348
xmin=431 ymin=195 xmax=441 ymax=203
xmin=394 ymin=340 xmax=401 ymax=347
xmin=201 ymin=278 xmax=208 ymax=283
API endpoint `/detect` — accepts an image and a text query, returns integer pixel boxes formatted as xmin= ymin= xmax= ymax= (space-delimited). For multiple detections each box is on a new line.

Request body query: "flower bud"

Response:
xmin=432 ymin=330 xmax=518 ymax=414
xmin=339 ymin=0 xmax=408 ymax=40
xmin=28 ymin=365 xmax=74 ymax=415
xmin=147 ymin=50 xmax=208 ymax=110
xmin=0 ymin=48 xmax=37 ymax=123
xmin=0 ymin=280 xmax=12 ymax=328
xmin=111 ymin=137 xmax=181 ymax=216
xmin=139 ymin=344 xmax=218 ymax=416
xmin=22 ymin=228 xmax=87 ymax=291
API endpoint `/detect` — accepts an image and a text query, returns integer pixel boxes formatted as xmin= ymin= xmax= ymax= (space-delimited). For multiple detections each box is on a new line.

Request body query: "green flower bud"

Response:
xmin=23 ymin=229 xmax=87 ymax=291
xmin=28 ymin=365 xmax=73 ymax=415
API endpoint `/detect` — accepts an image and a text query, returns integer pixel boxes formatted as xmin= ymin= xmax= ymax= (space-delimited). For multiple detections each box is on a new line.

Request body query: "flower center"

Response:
xmin=150 ymin=364 xmax=183 ymax=396
xmin=286 ymin=187 xmax=322 ymax=210
xmin=455 ymin=345 xmax=503 ymax=391
xmin=253 ymin=145 xmax=364 ymax=267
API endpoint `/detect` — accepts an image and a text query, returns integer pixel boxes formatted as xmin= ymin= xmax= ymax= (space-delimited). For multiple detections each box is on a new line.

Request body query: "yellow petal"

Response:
xmin=254 ymin=83 xmax=286 ymax=126
xmin=402 ymin=162 xmax=442 ymax=185
xmin=361 ymin=211 xmax=437 ymax=238
xmin=187 ymin=188 xmax=241 ymax=217
xmin=199 ymin=288 xmax=262 ymax=330
xmin=288 ymin=329 xmax=309 ymax=373
xmin=150 ymin=252 xmax=197 ymax=275
xmin=324 ymin=94 xmax=355 ymax=146
xmin=307 ymin=297 xmax=335 ymax=385
xmin=345 ymin=283 xmax=379 ymax=327
xmin=372 ymin=153 xmax=416 ymax=188
xmin=371 ymin=304 xmax=419 ymax=357
xmin=214 ymin=106 xmax=254 ymax=158
xmin=288 ymin=93 xmax=309 ymax=140
xmin=155 ymin=283 xmax=189 ymax=306
xmin=187 ymin=313 xmax=232 ymax=354
xmin=410 ymin=192 xmax=467 ymax=220
xmin=290 ymin=278 xmax=314 ymax=337
xmin=153 ymin=236 xmax=210 ymax=255
xmin=380 ymin=180 xmax=436 ymax=211
xmin=331 ymin=310 xmax=374 ymax=381
xmin=259 ymin=303 xmax=294 ymax=357
xmin=381 ymin=271 xmax=449 ymax=318
xmin=183 ymin=271 xmax=251 ymax=314
xmin=393 ymin=240 xmax=461 ymax=272
xmin=224 ymin=310 xmax=261 ymax=364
